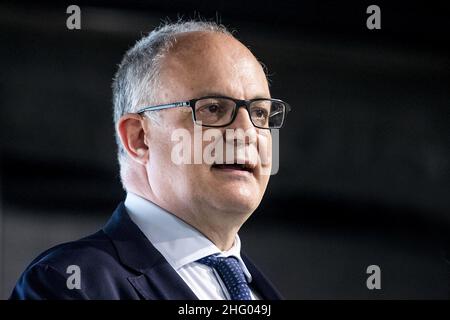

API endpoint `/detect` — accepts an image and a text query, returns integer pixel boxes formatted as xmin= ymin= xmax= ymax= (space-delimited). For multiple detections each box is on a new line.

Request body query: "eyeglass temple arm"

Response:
xmin=136 ymin=101 xmax=191 ymax=114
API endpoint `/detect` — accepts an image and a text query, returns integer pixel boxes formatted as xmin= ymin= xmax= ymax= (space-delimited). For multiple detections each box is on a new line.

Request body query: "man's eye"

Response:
xmin=198 ymin=103 xmax=224 ymax=115
xmin=206 ymin=104 xmax=220 ymax=113
xmin=252 ymin=108 xmax=268 ymax=119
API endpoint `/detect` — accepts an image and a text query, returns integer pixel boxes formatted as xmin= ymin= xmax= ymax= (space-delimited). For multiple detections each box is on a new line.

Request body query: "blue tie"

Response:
xmin=197 ymin=254 xmax=252 ymax=300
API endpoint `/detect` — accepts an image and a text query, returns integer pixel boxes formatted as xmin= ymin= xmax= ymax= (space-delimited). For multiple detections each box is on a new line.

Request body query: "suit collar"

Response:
xmin=103 ymin=202 xmax=198 ymax=300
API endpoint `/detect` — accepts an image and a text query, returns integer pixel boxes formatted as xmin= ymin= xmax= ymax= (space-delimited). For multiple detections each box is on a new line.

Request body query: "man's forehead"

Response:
xmin=156 ymin=31 xmax=269 ymax=101
xmin=165 ymin=31 xmax=257 ymax=68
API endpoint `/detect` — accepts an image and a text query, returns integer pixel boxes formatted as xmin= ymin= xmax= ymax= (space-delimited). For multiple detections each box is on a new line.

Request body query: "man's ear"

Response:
xmin=117 ymin=113 xmax=149 ymax=165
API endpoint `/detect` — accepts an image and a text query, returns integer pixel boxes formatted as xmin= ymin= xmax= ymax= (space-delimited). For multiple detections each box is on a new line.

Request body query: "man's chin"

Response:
xmin=212 ymin=191 xmax=260 ymax=215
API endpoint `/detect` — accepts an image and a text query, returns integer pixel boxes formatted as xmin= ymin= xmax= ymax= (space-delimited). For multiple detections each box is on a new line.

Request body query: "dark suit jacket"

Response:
xmin=10 ymin=202 xmax=283 ymax=300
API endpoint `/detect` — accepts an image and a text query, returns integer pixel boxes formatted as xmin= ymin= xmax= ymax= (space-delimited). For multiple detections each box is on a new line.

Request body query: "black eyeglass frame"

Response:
xmin=135 ymin=96 xmax=291 ymax=129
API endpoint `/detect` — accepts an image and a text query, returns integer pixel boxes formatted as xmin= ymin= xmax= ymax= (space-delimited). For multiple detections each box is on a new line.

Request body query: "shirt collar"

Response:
xmin=124 ymin=192 xmax=253 ymax=282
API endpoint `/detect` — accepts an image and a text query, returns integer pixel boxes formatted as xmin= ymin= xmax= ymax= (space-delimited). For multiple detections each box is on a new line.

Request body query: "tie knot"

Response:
xmin=197 ymin=254 xmax=222 ymax=267
xmin=197 ymin=255 xmax=241 ymax=273
xmin=196 ymin=254 xmax=252 ymax=300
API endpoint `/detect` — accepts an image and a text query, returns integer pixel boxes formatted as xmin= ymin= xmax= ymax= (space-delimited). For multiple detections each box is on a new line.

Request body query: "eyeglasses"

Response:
xmin=135 ymin=96 xmax=291 ymax=129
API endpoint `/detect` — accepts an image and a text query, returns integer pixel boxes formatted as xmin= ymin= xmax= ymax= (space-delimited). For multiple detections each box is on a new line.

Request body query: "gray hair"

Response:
xmin=112 ymin=20 xmax=232 ymax=173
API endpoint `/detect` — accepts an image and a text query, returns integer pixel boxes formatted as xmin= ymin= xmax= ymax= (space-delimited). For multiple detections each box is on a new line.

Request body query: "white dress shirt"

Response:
xmin=124 ymin=192 xmax=260 ymax=300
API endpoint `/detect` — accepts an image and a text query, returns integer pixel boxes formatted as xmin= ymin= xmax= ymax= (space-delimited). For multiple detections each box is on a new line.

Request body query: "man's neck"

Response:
xmin=126 ymin=188 xmax=246 ymax=251
xmin=183 ymin=215 xmax=241 ymax=251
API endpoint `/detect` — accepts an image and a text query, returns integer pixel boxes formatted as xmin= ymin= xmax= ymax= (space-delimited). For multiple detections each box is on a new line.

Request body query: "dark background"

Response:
xmin=0 ymin=0 xmax=449 ymax=299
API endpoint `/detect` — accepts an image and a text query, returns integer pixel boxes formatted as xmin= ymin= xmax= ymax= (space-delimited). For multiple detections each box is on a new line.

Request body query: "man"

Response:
xmin=10 ymin=20 xmax=290 ymax=300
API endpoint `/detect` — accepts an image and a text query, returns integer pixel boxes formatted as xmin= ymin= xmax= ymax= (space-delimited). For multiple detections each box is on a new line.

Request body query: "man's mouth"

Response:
xmin=211 ymin=163 xmax=255 ymax=173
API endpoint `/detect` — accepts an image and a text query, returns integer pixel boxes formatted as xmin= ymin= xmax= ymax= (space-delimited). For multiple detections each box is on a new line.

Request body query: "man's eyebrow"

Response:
xmin=196 ymin=92 xmax=270 ymax=99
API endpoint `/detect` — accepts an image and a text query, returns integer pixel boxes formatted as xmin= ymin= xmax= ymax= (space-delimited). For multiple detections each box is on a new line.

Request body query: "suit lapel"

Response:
xmin=103 ymin=203 xmax=198 ymax=300
xmin=128 ymin=263 xmax=198 ymax=300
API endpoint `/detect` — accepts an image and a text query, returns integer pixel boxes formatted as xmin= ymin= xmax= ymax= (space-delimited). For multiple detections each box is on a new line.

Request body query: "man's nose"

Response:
xmin=226 ymin=107 xmax=257 ymax=144
xmin=231 ymin=107 xmax=254 ymax=129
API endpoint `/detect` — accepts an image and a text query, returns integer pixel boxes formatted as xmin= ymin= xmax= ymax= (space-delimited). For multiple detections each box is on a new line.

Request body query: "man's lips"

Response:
xmin=211 ymin=162 xmax=256 ymax=173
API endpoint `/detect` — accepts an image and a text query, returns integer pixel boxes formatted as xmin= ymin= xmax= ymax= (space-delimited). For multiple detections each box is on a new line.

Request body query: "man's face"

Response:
xmin=145 ymin=32 xmax=272 ymax=217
